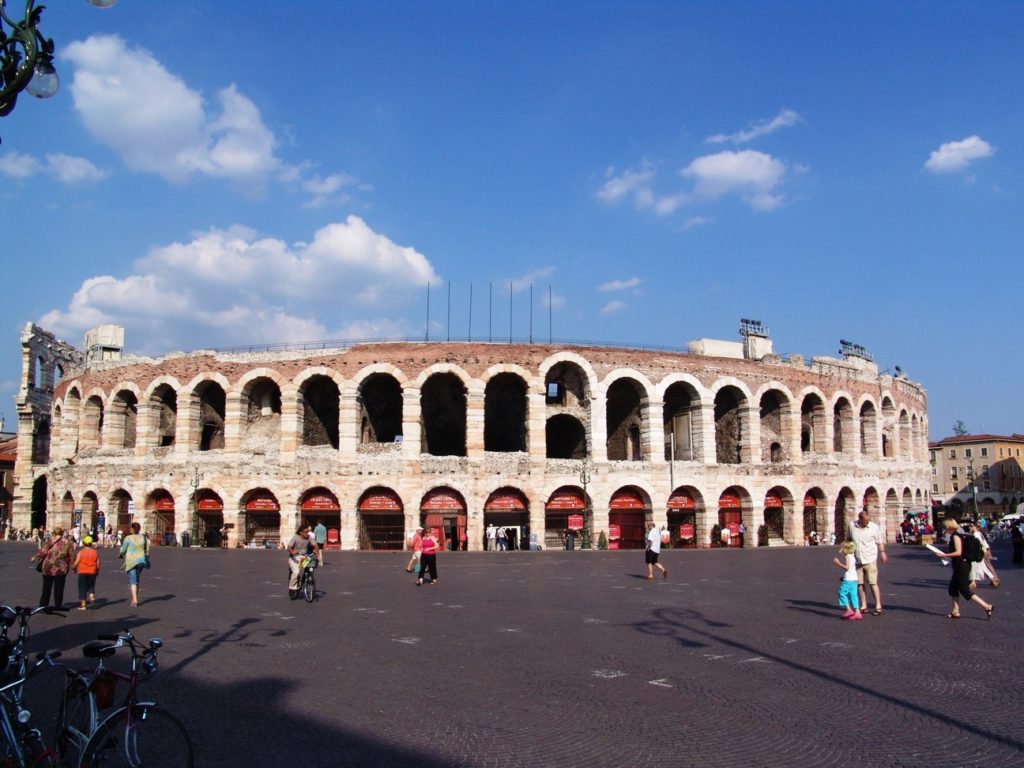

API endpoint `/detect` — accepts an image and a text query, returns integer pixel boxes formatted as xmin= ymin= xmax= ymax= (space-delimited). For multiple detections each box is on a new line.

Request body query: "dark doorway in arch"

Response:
xmin=197 ymin=382 xmax=226 ymax=451
xmin=484 ymin=373 xmax=527 ymax=452
xmin=152 ymin=385 xmax=177 ymax=447
xmin=606 ymin=378 xmax=644 ymax=461
xmin=715 ymin=387 xmax=744 ymax=464
xmin=32 ymin=418 xmax=51 ymax=465
xmin=421 ymin=374 xmax=467 ymax=457
xmin=196 ymin=491 xmax=224 ymax=547
xmin=546 ymin=414 xmax=587 ymax=459
xmin=358 ymin=489 xmax=405 ymax=551
xmin=358 ymin=374 xmax=403 ymax=445
xmin=31 ymin=476 xmax=48 ymax=531
xmin=484 ymin=488 xmax=530 ymax=550
xmin=302 ymin=375 xmax=340 ymax=449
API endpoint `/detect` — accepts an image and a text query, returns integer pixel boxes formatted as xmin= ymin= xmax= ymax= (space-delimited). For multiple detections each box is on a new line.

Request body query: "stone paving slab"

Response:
xmin=1 ymin=542 xmax=1021 ymax=767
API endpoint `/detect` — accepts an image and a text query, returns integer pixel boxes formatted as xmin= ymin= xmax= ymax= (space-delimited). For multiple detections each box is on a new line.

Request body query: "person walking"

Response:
xmin=286 ymin=524 xmax=313 ymax=599
xmin=848 ymin=510 xmax=888 ymax=615
xmin=486 ymin=523 xmax=496 ymax=551
xmin=1011 ymin=523 xmax=1023 ymax=565
xmin=418 ymin=528 xmax=439 ymax=585
xmin=833 ymin=541 xmax=863 ymax=620
xmin=31 ymin=527 xmax=74 ymax=610
xmin=496 ymin=526 xmax=508 ymax=552
xmin=930 ymin=518 xmax=993 ymax=620
xmin=645 ymin=521 xmax=668 ymax=580
xmin=313 ymin=519 xmax=328 ymax=566
xmin=119 ymin=522 xmax=149 ymax=608
xmin=72 ymin=535 xmax=101 ymax=610
xmin=967 ymin=521 xmax=1000 ymax=589
xmin=406 ymin=526 xmax=424 ymax=575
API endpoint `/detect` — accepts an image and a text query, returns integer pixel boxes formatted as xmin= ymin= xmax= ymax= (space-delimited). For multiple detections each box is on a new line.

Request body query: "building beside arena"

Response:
xmin=12 ymin=321 xmax=930 ymax=550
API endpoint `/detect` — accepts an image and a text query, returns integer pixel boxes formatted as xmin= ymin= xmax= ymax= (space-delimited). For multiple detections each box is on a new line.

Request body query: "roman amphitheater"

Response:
xmin=11 ymin=322 xmax=930 ymax=551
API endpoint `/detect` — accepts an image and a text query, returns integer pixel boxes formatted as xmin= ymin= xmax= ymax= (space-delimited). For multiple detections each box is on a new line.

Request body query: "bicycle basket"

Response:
xmin=300 ymin=555 xmax=317 ymax=569
xmin=92 ymin=670 xmax=119 ymax=709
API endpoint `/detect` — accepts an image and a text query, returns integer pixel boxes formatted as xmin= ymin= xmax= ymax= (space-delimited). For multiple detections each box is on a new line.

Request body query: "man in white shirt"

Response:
xmin=486 ymin=524 xmax=496 ymax=551
xmin=847 ymin=510 xmax=888 ymax=615
xmin=645 ymin=522 xmax=668 ymax=580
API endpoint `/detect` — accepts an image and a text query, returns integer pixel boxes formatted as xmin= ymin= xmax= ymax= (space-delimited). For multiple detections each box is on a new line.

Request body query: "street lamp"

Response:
xmin=579 ymin=457 xmax=592 ymax=550
xmin=967 ymin=456 xmax=979 ymax=521
xmin=1 ymin=0 xmax=116 ymax=132
xmin=189 ymin=466 xmax=203 ymax=548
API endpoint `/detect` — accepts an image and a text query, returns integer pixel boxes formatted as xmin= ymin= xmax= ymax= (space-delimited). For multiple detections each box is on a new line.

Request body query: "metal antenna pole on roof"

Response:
xmin=468 ymin=283 xmax=473 ymax=341
xmin=488 ymin=282 xmax=492 ymax=343
xmin=446 ymin=281 xmax=451 ymax=342
xmin=529 ymin=283 xmax=533 ymax=344
xmin=425 ymin=282 xmax=430 ymax=341
xmin=548 ymin=284 xmax=553 ymax=344
xmin=509 ymin=281 xmax=513 ymax=344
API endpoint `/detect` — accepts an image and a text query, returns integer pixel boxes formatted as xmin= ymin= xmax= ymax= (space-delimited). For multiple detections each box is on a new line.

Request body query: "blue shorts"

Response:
xmin=127 ymin=565 xmax=144 ymax=586
xmin=837 ymin=579 xmax=859 ymax=610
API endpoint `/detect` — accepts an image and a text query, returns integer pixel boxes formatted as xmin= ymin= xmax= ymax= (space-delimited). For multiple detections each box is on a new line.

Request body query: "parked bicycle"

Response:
xmin=52 ymin=630 xmax=193 ymax=767
xmin=296 ymin=554 xmax=318 ymax=603
xmin=1 ymin=604 xmax=62 ymax=767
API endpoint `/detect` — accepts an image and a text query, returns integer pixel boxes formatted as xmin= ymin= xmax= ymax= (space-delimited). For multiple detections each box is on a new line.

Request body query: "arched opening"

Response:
xmin=763 ymin=488 xmax=788 ymax=542
xmin=606 ymin=378 xmax=646 ymax=461
xmin=242 ymin=489 xmax=280 ymax=547
xmin=242 ymin=377 xmax=282 ymax=449
xmin=759 ymin=390 xmax=788 ymax=463
xmin=62 ymin=491 xmax=75 ymax=527
xmin=608 ymin=487 xmax=649 ymax=549
xmin=667 ymin=487 xmax=701 ymax=548
xmin=196 ymin=490 xmax=225 ymax=547
xmin=898 ymin=410 xmax=911 ymax=460
xmin=300 ymin=488 xmax=341 ymax=549
xmin=663 ymin=381 xmax=700 ymax=461
xmin=357 ymin=374 xmax=403 ymax=446
xmin=111 ymin=390 xmax=138 ymax=449
xmin=80 ymin=395 xmax=104 ymax=451
xmin=801 ymin=394 xmax=826 ymax=455
xmin=484 ymin=373 xmax=527 ymax=452
xmin=195 ymin=381 xmax=226 ymax=451
xmin=81 ymin=491 xmax=99 ymax=535
xmin=860 ymin=402 xmax=878 ymax=457
xmin=545 ymin=486 xmax=585 ymax=551
xmin=833 ymin=398 xmax=853 ymax=453
xmin=110 ymin=489 xmax=133 ymax=533
xmin=31 ymin=417 xmax=51 ymax=464
xmin=63 ymin=388 xmax=81 ymax=456
xmin=358 ymin=487 xmax=405 ymax=551
xmin=421 ymin=373 xmax=467 ymax=457
xmin=151 ymin=384 xmax=177 ymax=448
xmin=881 ymin=397 xmax=896 ymax=458
xmin=718 ymin=489 xmax=744 ymax=547
xmin=834 ymin=487 xmax=855 ymax=542
xmin=420 ymin=487 xmax=467 ymax=551
xmin=803 ymin=489 xmax=825 ymax=544
xmin=300 ymin=375 xmax=339 ymax=449
xmin=483 ymin=487 xmax=530 ymax=551
xmin=146 ymin=490 xmax=176 ymax=545
xmin=714 ymin=387 xmax=745 ymax=465
xmin=30 ymin=476 xmax=48 ymax=531
xmin=545 ymin=414 xmax=587 ymax=459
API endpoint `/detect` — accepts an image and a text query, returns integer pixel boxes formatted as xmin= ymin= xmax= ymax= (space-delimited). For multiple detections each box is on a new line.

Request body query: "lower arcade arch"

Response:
xmin=666 ymin=487 xmax=702 ymax=548
xmin=300 ymin=488 xmax=341 ymax=549
xmin=545 ymin=486 xmax=586 ymax=550
xmin=421 ymin=487 xmax=467 ymax=552
xmin=358 ymin=488 xmax=405 ymax=551
xmin=483 ymin=487 xmax=530 ymax=550
xmin=608 ymin=486 xmax=649 ymax=549
xmin=242 ymin=489 xmax=281 ymax=547
xmin=196 ymin=490 xmax=225 ymax=547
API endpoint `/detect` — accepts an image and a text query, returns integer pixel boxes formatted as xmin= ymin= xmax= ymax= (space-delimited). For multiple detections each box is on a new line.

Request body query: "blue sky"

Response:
xmin=2 ymin=1 xmax=1021 ymax=441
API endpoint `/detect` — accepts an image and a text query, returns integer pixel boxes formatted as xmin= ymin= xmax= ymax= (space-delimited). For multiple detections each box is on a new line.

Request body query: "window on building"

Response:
xmin=950 ymin=467 xmax=957 ymax=478
xmin=932 ymin=484 xmax=939 ymax=493
xmin=1000 ymin=447 xmax=1004 ymax=457
xmin=965 ymin=448 xmax=973 ymax=458
xmin=952 ymin=482 xmax=959 ymax=492
xmin=949 ymin=449 xmax=956 ymax=458
xmin=981 ymin=447 xmax=988 ymax=457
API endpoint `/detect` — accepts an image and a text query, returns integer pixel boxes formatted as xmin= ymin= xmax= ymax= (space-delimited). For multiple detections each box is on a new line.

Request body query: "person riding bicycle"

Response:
xmin=287 ymin=524 xmax=313 ymax=599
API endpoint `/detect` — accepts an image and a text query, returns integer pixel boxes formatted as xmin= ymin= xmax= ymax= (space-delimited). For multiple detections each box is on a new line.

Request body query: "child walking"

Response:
xmin=834 ymin=541 xmax=863 ymax=620
xmin=72 ymin=535 xmax=100 ymax=610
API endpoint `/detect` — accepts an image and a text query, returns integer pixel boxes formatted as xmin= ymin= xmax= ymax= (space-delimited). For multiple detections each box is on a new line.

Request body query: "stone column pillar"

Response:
xmin=223 ymin=392 xmax=244 ymax=454
xmin=175 ymin=392 xmax=196 ymax=460
xmin=465 ymin=382 xmax=485 ymax=458
xmin=695 ymin=401 xmax=715 ymax=465
xmin=527 ymin=392 xmax=546 ymax=459
xmin=742 ymin=404 xmax=760 ymax=465
xmin=590 ymin=393 xmax=608 ymax=463
xmin=279 ymin=387 xmax=300 ymax=465
xmin=647 ymin=396 xmax=665 ymax=465
xmin=338 ymin=381 xmax=359 ymax=457
xmin=402 ymin=388 xmax=422 ymax=459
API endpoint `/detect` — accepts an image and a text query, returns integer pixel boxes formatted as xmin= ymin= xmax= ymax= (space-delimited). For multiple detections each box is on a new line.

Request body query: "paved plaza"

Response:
xmin=1 ymin=541 xmax=1021 ymax=767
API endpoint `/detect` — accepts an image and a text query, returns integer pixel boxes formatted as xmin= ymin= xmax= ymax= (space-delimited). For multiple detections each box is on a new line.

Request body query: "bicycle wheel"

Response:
xmin=56 ymin=676 xmax=93 ymax=763
xmin=303 ymin=569 xmax=316 ymax=602
xmin=82 ymin=704 xmax=193 ymax=767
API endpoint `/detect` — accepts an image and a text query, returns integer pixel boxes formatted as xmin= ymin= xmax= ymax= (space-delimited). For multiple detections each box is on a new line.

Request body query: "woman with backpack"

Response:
xmin=930 ymin=518 xmax=993 ymax=620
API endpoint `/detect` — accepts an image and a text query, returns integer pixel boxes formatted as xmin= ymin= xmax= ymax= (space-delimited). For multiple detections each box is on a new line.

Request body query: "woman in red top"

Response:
xmin=72 ymin=535 xmax=101 ymax=610
xmin=417 ymin=529 xmax=440 ymax=586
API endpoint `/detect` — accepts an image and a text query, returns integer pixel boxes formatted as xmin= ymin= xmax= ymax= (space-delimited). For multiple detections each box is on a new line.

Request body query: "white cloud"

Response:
xmin=706 ymin=109 xmax=801 ymax=145
xmin=599 ymin=300 xmax=627 ymax=315
xmin=44 ymin=153 xmax=109 ymax=184
xmin=681 ymin=150 xmax=786 ymax=210
xmin=597 ymin=164 xmax=656 ymax=205
xmin=40 ymin=216 xmax=441 ymax=353
xmin=61 ymin=35 xmax=360 ymax=200
xmin=598 ymin=277 xmax=641 ymax=292
xmin=507 ymin=267 xmax=556 ymax=293
xmin=924 ymin=135 xmax=995 ymax=174
xmin=0 ymin=151 xmax=108 ymax=184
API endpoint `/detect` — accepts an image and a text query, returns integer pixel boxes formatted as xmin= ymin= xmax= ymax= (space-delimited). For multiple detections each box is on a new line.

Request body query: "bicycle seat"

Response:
xmin=83 ymin=641 xmax=118 ymax=659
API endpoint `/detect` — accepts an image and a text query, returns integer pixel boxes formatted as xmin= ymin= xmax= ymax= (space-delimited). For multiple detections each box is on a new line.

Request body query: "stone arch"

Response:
xmin=712 ymin=382 xmax=750 ymax=465
xmin=545 ymin=414 xmax=587 ymax=459
xmin=544 ymin=357 xmax=594 ymax=460
xmin=80 ymin=392 xmax=105 ymax=451
xmin=716 ymin=485 xmax=752 ymax=547
xmin=832 ymin=394 xmax=855 ymax=454
xmin=148 ymin=381 xmax=178 ymax=448
xmin=240 ymin=374 xmax=283 ymax=450
xmin=108 ymin=488 xmax=134 ymax=532
xmin=190 ymin=378 xmax=227 ymax=451
xmin=357 ymin=372 xmax=404 ymax=446
xmin=802 ymin=487 xmax=827 ymax=543
xmin=109 ymin=387 xmax=139 ymax=449
xmin=420 ymin=371 xmax=467 ymax=456
xmin=800 ymin=390 xmax=828 ymax=455
xmin=758 ymin=387 xmax=791 ymax=464
xmin=538 ymin=352 xmax=599 ymax=397
xmin=484 ymin=372 xmax=528 ymax=452
xmin=144 ymin=487 xmax=176 ymax=540
xmin=763 ymin=485 xmax=795 ymax=543
xmin=298 ymin=372 xmax=340 ymax=449
xmin=880 ymin=395 xmax=897 ymax=458
xmin=661 ymin=375 xmax=705 ymax=462
xmin=604 ymin=375 xmax=650 ymax=461
xmin=834 ymin=486 xmax=856 ymax=541
xmin=62 ymin=385 xmax=83 ymax=456
xmin=898 ymin=409 xmax=911 ymax=460
xmin=859 ymin=398 xmax=879 ymax=457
